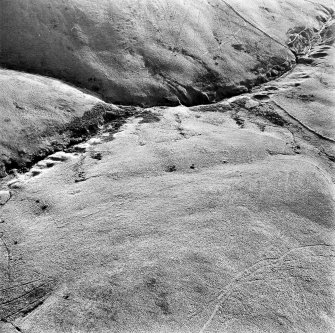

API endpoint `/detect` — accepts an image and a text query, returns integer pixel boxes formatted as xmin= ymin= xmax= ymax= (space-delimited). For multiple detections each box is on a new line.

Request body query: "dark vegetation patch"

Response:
xmin=320 ymin=22 xmax=335 ymax=45
xmin=251 ymin=54 xmax=292 ymax=77
xmin=232 ymin=114 xmax=245 ymax=128
xmin=287 ymin=26 xmax=316 ymax=56
xmin=253 ymin=106 xmax=287 ymax=127
xmin=0 ymin=279 xmax=54 ymax=321
xmin=155 ymin=292 xmax=171 ymax=315
xmin=194 ymin=50 xmax=293 ymax=103
xmin=327 ymin=154 xmax=335 ymax=162
xmin=264 ymin=86 xmax=279 ymax=91
xmin=231 ymin=44 xmax=245 ymax=51
xmin=287 ymin=17 xmax=335 ymax=66
xmin=210 ymin=57 xmax=293 ymax=102
xmin=166 ymin=165 xmax=177 ymax=172
xmin=137 ymin=111 xmax=161 ymax=124
xmin=215 ymin=84 xmax=249 ymax=100
xmin=285 ymin=93 xmax=316 ymax=102
xmin=310 ymin=52 xmax=328 ymax=58
xmin=297 ymin=94 xmax=315 ymax=102
xmin=13 ymin=102 xmax=24 ymax=110
xmin=159 ymin=73 xmax=211 ymax=107
xmin=260 ymin=6 xmax=271 ymax=12
xmin=64 ymin=104 xmax=135 ymax=138
xmin=320 ymin=148 xmax=335 ymax=162
xmin=297 ymin=57 xmax=314 ymax=65
xmin=0 ymin=104 xmax=138 ymax=177
xmin=91 ymin=152 xmax=102 ymax=160
xmin=145 ymin=277 xmax=171 ymax=315
xmin=32 ymin=199 xmax=50 ymax=215
xmin=230 ymin=98 xmax=248 ymax=108
xmin=256 ymin=123 xmax=266 ymax=132
xmin=189 ymin=103 xmax=232 ymax=113
xmin=195 ymin=69 xmax=224 ymax=91
xmin=253 ymin=94 xmax=271 ymax=101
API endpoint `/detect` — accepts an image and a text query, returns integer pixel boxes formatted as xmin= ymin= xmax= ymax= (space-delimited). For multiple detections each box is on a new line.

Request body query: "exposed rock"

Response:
xmin=48 ymin=152 xmax=71 ymax=162
xmin=245 ymin=99 xmax=260 ymax=109
xmin=88 ymin=138 xmax=102 ymax=146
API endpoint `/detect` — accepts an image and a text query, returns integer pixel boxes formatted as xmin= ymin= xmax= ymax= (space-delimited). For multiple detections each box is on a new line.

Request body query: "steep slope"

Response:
xmin=0 ymin=70 xmax=118 ymax=178
xmin=1 ymin=0 xmax=333 ymax=106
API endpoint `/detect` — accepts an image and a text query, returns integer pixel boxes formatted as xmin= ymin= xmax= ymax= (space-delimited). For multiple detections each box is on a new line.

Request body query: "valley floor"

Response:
xmin=1 ymin=16 xmax=335 ymax=333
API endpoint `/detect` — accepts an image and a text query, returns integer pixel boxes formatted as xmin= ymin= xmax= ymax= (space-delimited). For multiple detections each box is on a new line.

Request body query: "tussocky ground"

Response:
xmin=1 ymin=12 xmax=335 ymax=333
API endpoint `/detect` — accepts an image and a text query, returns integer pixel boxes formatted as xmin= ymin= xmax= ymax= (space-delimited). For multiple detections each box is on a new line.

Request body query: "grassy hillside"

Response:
xmin=0 ymin=1 xmax=335 ymax=333
xmin=0 ymin=70 xmax=105 ymax=177
xmin=1 ymin=0 xmax=333 ymax=106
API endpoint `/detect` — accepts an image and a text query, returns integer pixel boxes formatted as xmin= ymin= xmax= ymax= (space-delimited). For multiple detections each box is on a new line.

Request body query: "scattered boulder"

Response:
xmin=88 ymin=138 xmax=102 ymax=146
xmin=245 ymin=99 xmax=260 ymax=109
xmin=49 ymin=152 xmax=70 ymax=162
xmin=36 ymin=160 xmax=50 ymax=169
